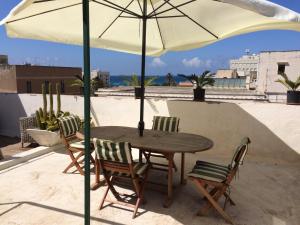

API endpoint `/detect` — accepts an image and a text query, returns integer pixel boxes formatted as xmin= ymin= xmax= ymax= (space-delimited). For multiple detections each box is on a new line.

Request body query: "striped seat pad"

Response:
xmin=58 ymin=115 xmax=80 ymax=137
xmin=230 ymin=137 xmax=251 ymax=168
xmin=188 ymin=161 xmax=230 ymax=182
xmin=70 ymin=140 xmax=85 ymax=149
xmin=152 ymin=116 xmax=180 ymax=132
xmin=107 ymin=162 xmax=149 ymax=178
xmin=93 ymin=139 xmax=132 ymax=164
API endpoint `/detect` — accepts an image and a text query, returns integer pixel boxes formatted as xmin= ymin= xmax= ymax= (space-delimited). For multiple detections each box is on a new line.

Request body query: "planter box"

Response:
xmin=134 ymin=87 xmax=144 ymax=99
xmin=193 ymin=88 xmax=205 ymax=101
xmin=287 ymin=90 xmax=300 ymax=105
xmin=26 ymin=129 xmax=61 ymax=147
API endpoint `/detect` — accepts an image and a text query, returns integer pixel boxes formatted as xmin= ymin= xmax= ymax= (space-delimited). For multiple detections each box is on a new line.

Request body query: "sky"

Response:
xmin=0 ymin=1 xmax=300 ymax=76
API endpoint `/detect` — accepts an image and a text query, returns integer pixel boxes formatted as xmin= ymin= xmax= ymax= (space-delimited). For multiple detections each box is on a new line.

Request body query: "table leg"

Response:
xmin=90 ymin=155 xmax=103 ymax=190
xmin=163 ymin=153 xmax=174 ymax=208
xmin=180 ymin=153 xmax=187 ymax=185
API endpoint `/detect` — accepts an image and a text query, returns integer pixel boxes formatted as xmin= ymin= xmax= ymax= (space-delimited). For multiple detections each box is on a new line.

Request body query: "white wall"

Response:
xmin=0 ymin=93 xmax=299 ymax=164
xmin=257 ymin=51 xmax=300 ymax=93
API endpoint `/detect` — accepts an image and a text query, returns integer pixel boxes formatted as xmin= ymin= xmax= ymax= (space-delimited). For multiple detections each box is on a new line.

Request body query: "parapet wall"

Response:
xmin=0 ymin=93 xmax=299 ymax=164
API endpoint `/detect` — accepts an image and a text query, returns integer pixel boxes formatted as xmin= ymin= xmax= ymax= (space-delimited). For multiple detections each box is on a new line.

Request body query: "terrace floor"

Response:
xmin=1 ymin=147 xmax=299 ymax=225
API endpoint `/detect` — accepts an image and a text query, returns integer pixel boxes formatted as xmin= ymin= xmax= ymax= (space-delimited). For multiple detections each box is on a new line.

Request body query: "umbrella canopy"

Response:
xmin=1 ymin=1 xmax=300 ymax=224
xmin=1 ymin=0 xmax=300 ymax=56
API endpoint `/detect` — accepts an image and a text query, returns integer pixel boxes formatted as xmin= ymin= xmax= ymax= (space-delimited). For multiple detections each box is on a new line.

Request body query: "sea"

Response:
xmin=110 ymin=75 xmax=186 ymax=87
xmin=109 ymin=75 xmax=246 ymax=88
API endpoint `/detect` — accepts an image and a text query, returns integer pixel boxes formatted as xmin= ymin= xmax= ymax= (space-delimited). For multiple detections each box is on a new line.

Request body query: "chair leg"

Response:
xmin=90 ymin=154 xmax=96 ymax=165
xmin=224 ymin=192 xmax=236 ymax=206
xmin=132 ymin=197 xmax=141 ymax=219
xmin=131 ymin=167 xmax=149 ymax=218
xmin=99 ymin=185 xmax=110 ymax=210
xmin=64 ymin=151 xmax=84 ymax=175
xmin=193 ymin=180 xmax=234 ymax=225
xmin=104 ymin=174 xmax=122 ymax=201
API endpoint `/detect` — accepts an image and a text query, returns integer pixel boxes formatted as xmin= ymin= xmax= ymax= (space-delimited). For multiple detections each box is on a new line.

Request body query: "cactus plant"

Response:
xmin=42 ymin=83 xmax=47 ymax=121
xmin=36 ymin=110 xmax=43 ymax=130
xmin=49 ymin=83 xmax=53 ymax=121
xmin=56 ymin=83 xmax=61 ymax=117
xmin=35 ymin=82 xmax=69 ymax=132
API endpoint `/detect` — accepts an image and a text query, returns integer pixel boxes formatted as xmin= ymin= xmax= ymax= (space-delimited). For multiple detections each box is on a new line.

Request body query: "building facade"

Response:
xmin=91 ymin=70 xmax=110 ymax=88
xmin=0 ymin=63 xmax=82 ymax=94
xmin=215 ymin=69 xmax=238 ymax=79
xmin=230 ymin=54 xmax=259 ymax=77
xmin=256 ymin=50 xmax=300 ymax=94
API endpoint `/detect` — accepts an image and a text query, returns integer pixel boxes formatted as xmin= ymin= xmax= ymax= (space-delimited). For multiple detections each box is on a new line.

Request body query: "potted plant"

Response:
xmin=124 ymin=74 xmax=156 ymax=99
xmin=275 ymin=73 xmax=300 ymax=105
xmin=26 ymin=83 xmax=70 ymax=146
xmin=179 ymin=70 xmax=215 ymax=101
xmin=70 ymin=74 xmax=98 ymax=96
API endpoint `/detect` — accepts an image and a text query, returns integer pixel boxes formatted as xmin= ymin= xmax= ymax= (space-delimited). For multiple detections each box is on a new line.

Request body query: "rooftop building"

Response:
xmin=0 ymin=57 xmax=82 ymax=94
xmin=91 ymin=70 xmax=110 ymax=88
xmin=0 ymin=55 xmax=8 ymax=65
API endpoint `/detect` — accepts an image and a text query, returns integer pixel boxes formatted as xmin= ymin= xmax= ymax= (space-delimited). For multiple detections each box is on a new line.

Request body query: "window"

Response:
xmin=60 ymin=80 xmax=65 ymax=93
xmin=45 ymin=81 xmax=49 ymax=93
xmin=26 ymin=81 xmax=32 ymax=93
xmin=277 ymin=64 xmax=285 ymax=75
xmin=277 ymin=62 xmax=288 ymax=75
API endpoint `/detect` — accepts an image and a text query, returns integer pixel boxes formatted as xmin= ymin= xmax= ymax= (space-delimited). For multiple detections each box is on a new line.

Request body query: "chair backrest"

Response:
xmin=230 ymin=137 xmax=251 ymax=169
xmin=58 ymin=115 xmax=81 ymax=138
xmin=152 ymin=116 xmax=180 ymax=132
xmin=93 ymin=138 xmax=133 ymax=176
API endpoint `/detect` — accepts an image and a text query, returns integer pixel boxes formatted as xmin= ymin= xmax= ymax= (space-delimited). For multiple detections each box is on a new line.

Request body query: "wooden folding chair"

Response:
xmin=93 ymin=138 xmax=150 ymax=218
xmin=144 ymin=116 xmax=180 ymax=172
xmin=58 ymin=115 xmax=95 ymax=175
xmin=188 ymin=137 xmax=251 ymax=225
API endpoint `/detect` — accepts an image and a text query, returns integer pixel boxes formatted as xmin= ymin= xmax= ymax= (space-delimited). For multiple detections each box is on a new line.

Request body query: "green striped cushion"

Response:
xmin=93 ymin=139 xmax=132 ymax=164
xmin=69 ymin=140 xmax=85 ymax=149
xmin=58 ymin=115 xmax=80 ymax=137
xmin=230 ymin=137 xmax=251 ymax=168
xmin=152 ymin=116 xmax=180 ymax=132
xmin=107 ymin=162 xmax=149 ymax=177
xmin=133 ymin=162 xmax=149 ymax=176
xmin=188 ymin=161 xmax=230 ymax=182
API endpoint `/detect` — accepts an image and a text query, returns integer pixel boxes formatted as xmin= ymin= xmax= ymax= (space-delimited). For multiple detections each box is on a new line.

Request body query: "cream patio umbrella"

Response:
xmin=1 ymin=0 xmax=300 ymax=224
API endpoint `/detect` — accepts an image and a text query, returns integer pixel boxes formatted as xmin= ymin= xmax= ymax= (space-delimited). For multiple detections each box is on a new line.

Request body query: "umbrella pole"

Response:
xmin=138 ymin=0 xmax=147 ymax=137
xmin=82 ymin=0 xmax=91 ymax=225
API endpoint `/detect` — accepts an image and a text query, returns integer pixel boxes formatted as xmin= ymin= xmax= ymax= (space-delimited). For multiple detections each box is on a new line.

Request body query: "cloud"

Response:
xmin=150 ymin=57 xmax=166 ymax=67
xmin=182 ymin=57 xmax=213 ymax=68
xmin=182 ymin=57 xmax=202 ymax=68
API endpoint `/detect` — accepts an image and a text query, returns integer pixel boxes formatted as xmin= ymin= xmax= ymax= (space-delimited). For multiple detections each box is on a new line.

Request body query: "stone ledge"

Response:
xmin=0 ymin=144 xmax=63 ymax=171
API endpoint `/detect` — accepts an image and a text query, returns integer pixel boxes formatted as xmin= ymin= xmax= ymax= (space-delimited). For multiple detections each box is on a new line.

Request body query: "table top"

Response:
xmin=77 ymin=126 xmax=213 ymax=154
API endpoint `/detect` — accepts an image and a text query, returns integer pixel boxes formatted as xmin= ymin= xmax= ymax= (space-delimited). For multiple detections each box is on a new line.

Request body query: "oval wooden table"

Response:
xmin=77 ymin=126 xmax=213 ymax=207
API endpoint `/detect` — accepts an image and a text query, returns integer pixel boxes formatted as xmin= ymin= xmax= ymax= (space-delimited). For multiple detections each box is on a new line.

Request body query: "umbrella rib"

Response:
xmin=150 ymin=0 xmax=197 ymax=18
xmin=148 ymin=0 xmax=171 ymax=17
xmin=136 ymin=0 xmax=143 ymax=14
xmin=6 ymin=2 xmax=83 ymax=24
xmin=92 ymin=0 xmax=138 ymax=17
xmin=98 ymin=0 xmax=141 ymax=18
xmin=150 ymin=0 xmax=165 ymax=50
xmin=149 ymin=15 xmax=186 ymax=19
xmin=164 ymin=0 xmax=219 ymax=39
xmin=33 ymin=0 xmax=57 ymax=3
xmin=98 ymin=0 xmax=136 ymax=39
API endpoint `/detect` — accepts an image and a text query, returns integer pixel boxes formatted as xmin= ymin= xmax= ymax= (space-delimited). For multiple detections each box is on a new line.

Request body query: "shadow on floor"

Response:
xmin=0 ymin=201 xmax=125 ymax=225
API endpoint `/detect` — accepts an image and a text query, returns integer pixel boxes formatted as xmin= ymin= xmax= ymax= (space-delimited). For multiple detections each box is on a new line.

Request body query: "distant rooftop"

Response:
xmin=260 ymin=49 xmax=300 ymax=53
